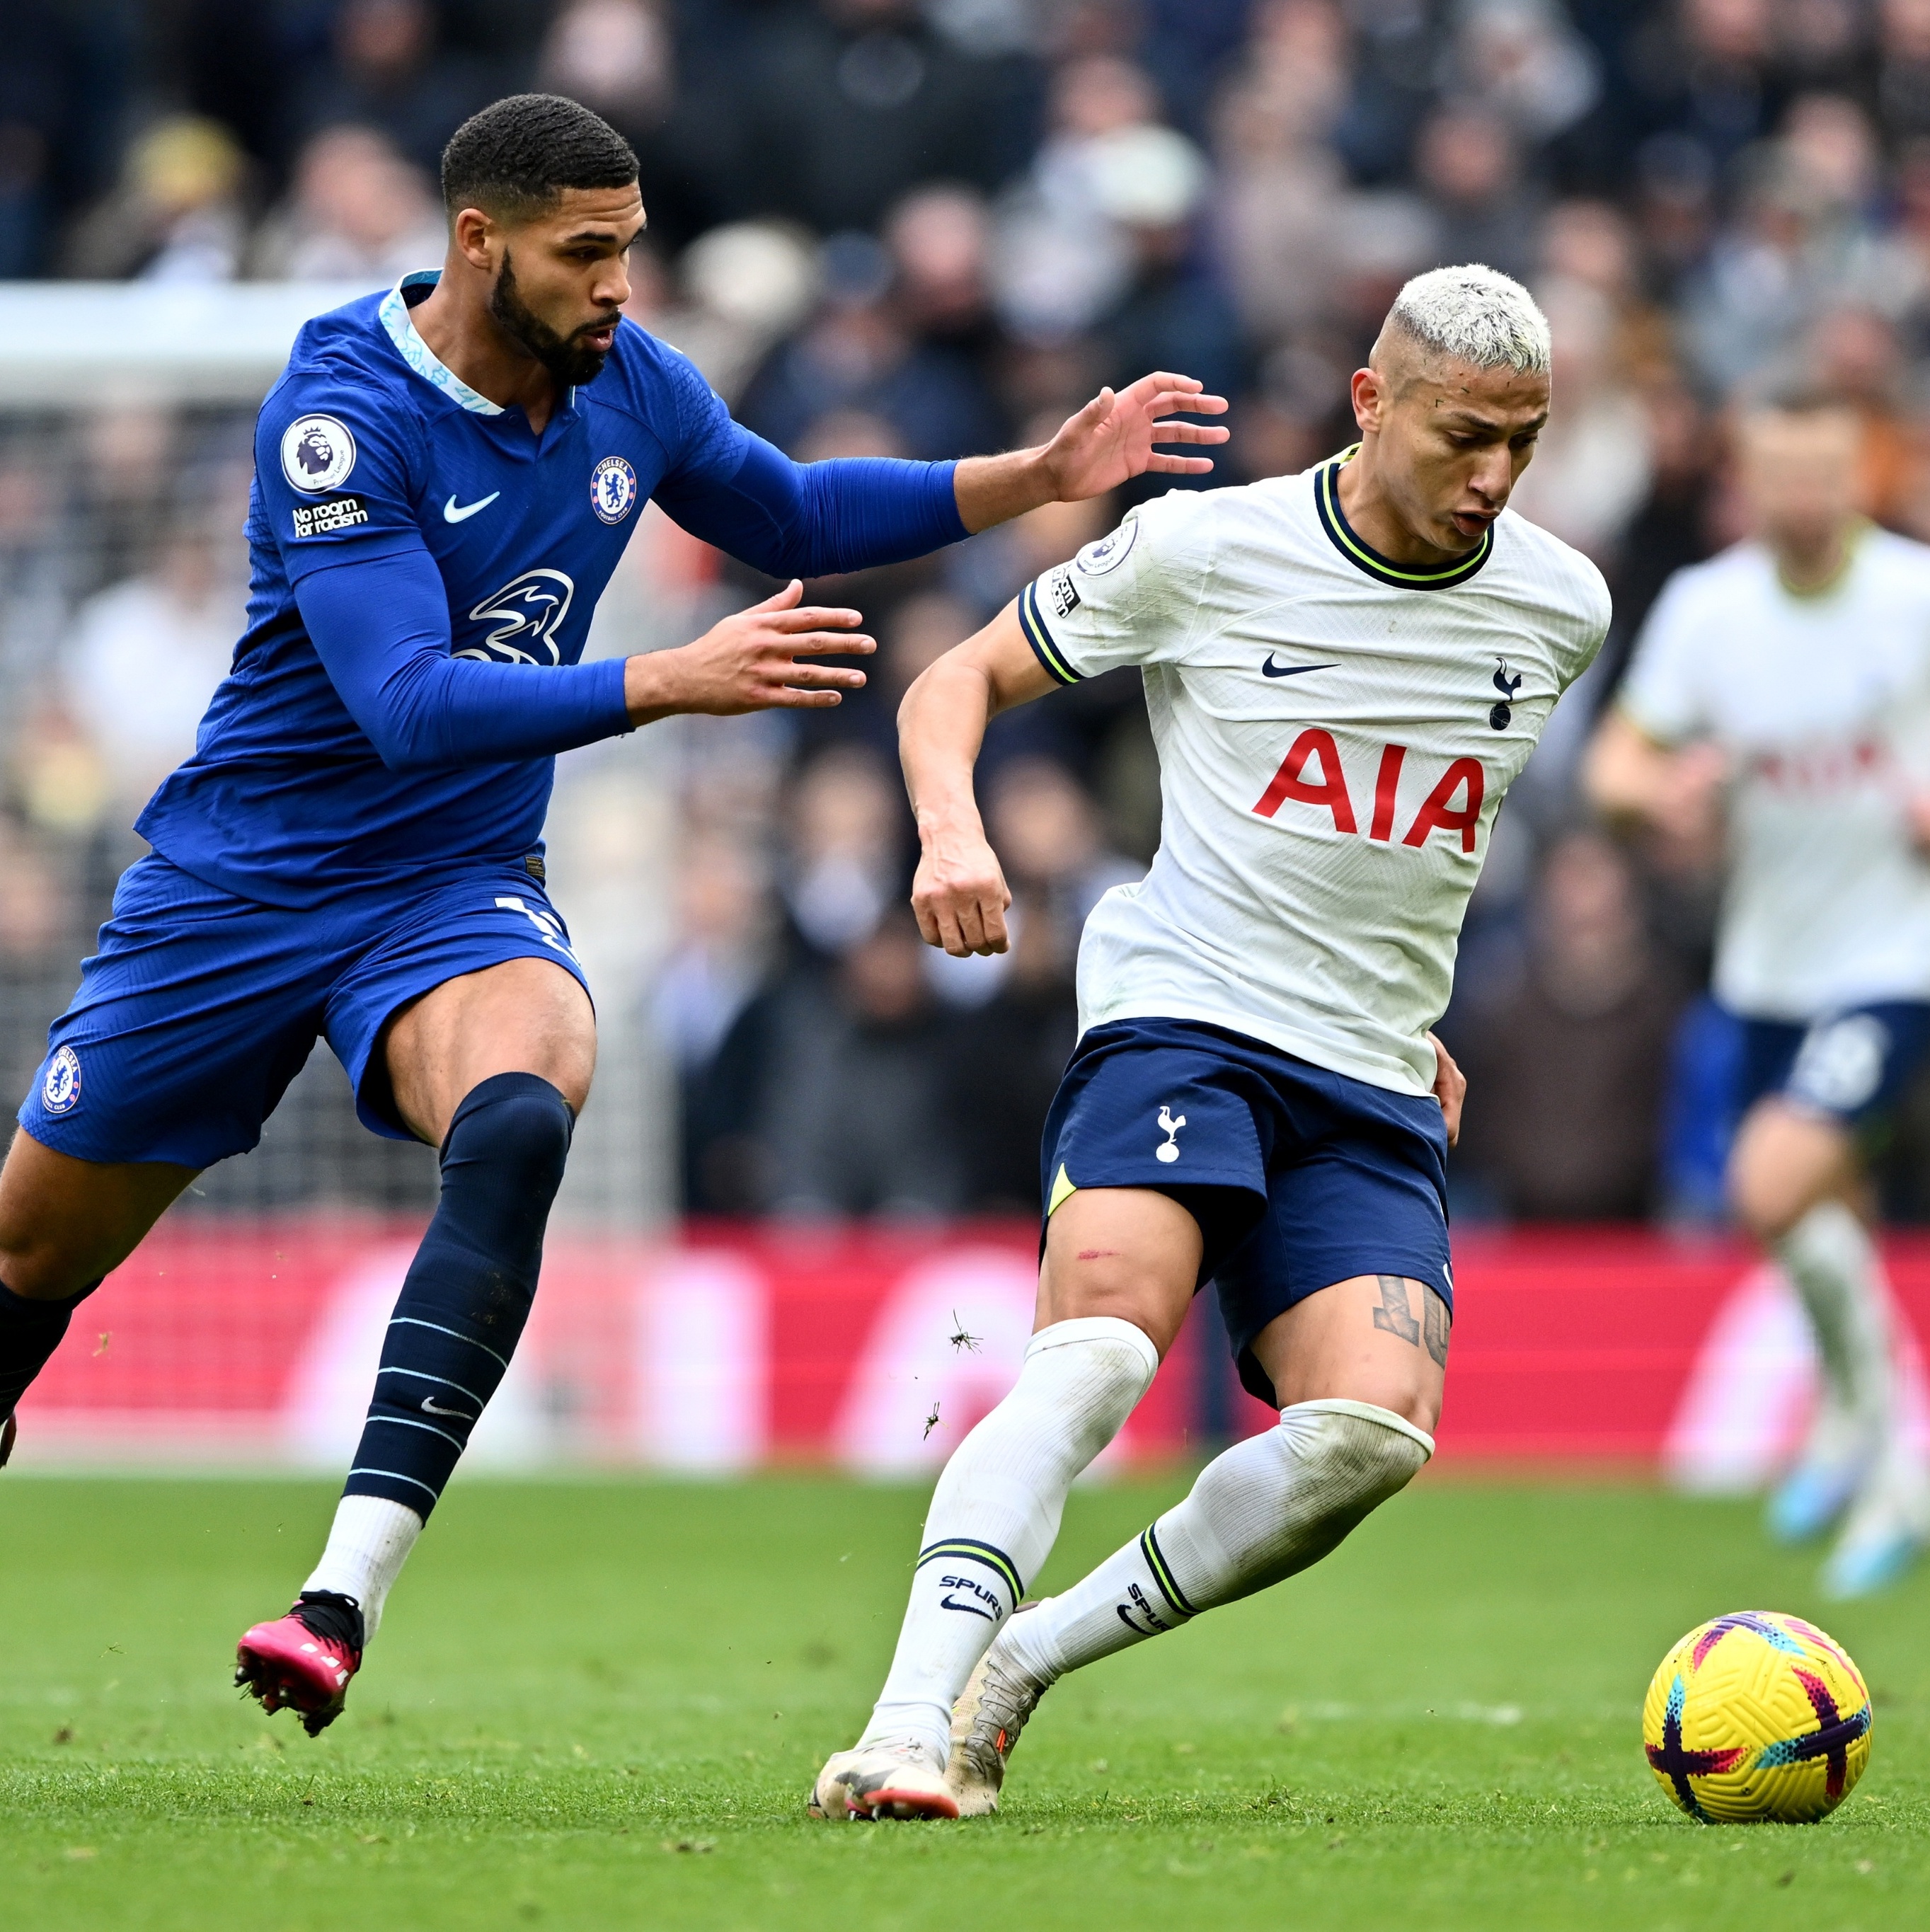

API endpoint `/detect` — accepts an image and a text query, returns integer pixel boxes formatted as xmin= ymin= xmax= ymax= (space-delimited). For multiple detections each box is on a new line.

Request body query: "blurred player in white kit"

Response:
xmin=1590 ymin=390 xmax=1930 ymax=1597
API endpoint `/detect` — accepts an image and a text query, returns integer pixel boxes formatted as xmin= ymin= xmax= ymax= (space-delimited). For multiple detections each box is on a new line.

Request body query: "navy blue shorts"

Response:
xmin=1039 ymin=1017 xmax=1452 ymax=1408
xmin=18 ymin=853 xmax=590 ymax=1168
xmin=1733 ymin=1001 xmax=1930 ymax=1135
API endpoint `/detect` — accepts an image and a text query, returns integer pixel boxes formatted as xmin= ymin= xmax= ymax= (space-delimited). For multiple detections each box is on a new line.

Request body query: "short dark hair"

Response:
xmin=441 ymin=93 xmax=638 ymax=222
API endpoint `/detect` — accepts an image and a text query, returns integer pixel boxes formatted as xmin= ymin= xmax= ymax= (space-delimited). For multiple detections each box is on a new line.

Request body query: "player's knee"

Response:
xmin=0 ymin=1245 xmax=99 ymax=1301
xmin=1185 ymin=1402 xmax=1432 ymax=1596
xmin=442 ymin=1073 xmax=575 ymax=1200
xmin=1280 ymin=1401 xmax=1432 ymax=1518
xmin=1726 ymin=1144 xmax=1806 ymax=1243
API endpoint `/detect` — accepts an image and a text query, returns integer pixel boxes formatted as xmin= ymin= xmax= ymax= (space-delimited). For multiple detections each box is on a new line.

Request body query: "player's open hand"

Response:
xmin=1042 ymin=372 xmax=1231 ymax=500
xmin=1653 ymin=741 xmax=1728 ymax=849
xmin=1427 ymin=1030 xmax=1465 ymax=1147
xmin=625 ymin=580 xmax=873 ymax=721
xmin=912 ymin=818 xmax=1013 ymax=957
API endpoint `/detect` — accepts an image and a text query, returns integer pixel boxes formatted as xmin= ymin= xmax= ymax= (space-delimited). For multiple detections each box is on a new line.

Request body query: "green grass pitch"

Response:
xmin=1 ymin=1470 xmax=1924 ymax=1930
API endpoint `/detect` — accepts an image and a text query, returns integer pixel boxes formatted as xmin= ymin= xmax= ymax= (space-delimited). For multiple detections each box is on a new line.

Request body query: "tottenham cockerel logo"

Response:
xmin=460 ymin=568 xmax=576 ymax=665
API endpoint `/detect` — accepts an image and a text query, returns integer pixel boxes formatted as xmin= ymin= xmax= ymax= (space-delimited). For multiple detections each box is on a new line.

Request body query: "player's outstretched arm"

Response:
xmin=1583 ymin=708 xmax=1727 ymax=846
xmin=621 ymin=580 xmax=875 ymax=723
xmin=900 ymin=601 xmax=1058 ymax=957
xmin=951 ymin=373 xmax=1231 ymax=534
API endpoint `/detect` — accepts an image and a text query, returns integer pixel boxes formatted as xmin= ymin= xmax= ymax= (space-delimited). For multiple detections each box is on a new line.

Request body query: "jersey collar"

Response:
xmin=378 ymin=270 xmax=506 ymax=416
xmin=1314 ymin=446 xmax=1493 ymax=590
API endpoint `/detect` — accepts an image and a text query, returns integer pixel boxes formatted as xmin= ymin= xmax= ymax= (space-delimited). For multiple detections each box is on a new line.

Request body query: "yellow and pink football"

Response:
xmin=1643 ymin=1611 xmax=1872 ymax=1824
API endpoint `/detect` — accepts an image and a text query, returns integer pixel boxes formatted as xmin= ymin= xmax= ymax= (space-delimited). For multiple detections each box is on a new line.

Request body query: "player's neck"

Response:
xmin=1773 ymin=523 xmax=1857 ymax=599
xmin=409 ymin=280 xmax=563 ymax=435
xmin=1333 ymin=444 xmax=1481 ymax=570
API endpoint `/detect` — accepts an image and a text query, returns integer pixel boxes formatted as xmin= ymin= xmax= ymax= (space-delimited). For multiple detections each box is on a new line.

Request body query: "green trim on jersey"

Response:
xmin=1019 ymin=580 xmax=1081 ymax=685
xmin=1047 ymin=1163 xmax=1078 ymax=1216
xmin=1314 ymin=449 xmax=1493 ymax=590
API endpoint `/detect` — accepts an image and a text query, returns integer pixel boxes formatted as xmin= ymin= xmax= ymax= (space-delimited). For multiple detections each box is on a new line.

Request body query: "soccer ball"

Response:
xmin=1643 ymin=1611 xmax=1872 ymax=1824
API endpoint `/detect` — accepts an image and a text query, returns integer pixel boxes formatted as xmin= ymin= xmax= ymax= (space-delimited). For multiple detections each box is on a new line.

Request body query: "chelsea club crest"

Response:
xmin=41 ymin=1045 xmax=81 ymax=1116
xmin=591 ymin=454 xmax=638 ymax=524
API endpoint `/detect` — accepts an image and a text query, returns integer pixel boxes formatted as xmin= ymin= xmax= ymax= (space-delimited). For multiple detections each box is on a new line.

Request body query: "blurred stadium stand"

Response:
xmin=8 ymin=0 xmax=1930 ymax=1466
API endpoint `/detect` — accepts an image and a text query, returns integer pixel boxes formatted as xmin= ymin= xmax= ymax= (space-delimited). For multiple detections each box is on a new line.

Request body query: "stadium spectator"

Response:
xmin=251 ymin=125 xmax=446 ymax=284
xmin=761 ymin=907 xmax=965 ymax=1218
xmin=737 ymin=231 xmax=1004 ymax=462
xmin=291 ymin=0 xmax=491 ymax=177
xmin=59 ymin=504 xmax=246 ymax=812
xmin=62 ymin=115 xmax=250 ymax=283
xmin=1450 ymin=829 xmax=1689 ymax=1221
xmin=779 ymin=744 xmax=907 ymax=963
xmin=728 ymin=0 xmax=1025 ymax=236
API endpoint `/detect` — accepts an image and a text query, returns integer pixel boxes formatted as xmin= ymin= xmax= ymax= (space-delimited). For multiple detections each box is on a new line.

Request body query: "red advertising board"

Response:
xmin=16 ymin=1220 xmax=1930 ymax=1480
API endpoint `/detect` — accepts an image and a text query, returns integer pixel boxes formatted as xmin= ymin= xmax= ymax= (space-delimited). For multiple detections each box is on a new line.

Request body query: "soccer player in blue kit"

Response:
xmin=0 ymin=93 xmax=1227 ymax=1734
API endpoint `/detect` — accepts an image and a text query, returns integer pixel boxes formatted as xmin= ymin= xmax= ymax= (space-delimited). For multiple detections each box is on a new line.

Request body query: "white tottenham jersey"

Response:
xmin=1018 ymin=454 xmax=1611 ymax=1096
xmin=1619 ymin=527 xmax=1930 ymax=1019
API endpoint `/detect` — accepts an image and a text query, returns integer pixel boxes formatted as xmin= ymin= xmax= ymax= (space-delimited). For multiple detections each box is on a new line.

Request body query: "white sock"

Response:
xmin=859 ymin=1316 xmax=1160 ymax=1760
xmin=1776 ymin=1202 xmax=1897 ymax=1461
xmin=999 ymin=1399 xmax=1432 ymax=1686
xmin=302 ymin=1495 xmax=424 ymax=1643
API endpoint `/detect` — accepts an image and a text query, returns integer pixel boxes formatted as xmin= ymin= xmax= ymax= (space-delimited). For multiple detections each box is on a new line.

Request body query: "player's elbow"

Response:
xmin=360 ymin=711 xmax=450 ymax=774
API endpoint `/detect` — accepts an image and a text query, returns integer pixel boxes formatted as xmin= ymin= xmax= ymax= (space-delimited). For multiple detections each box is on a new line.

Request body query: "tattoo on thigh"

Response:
xmin=1423 ymin=1288 xmax=1450 ymax=1369
xmin=1370 ymin=1275 xmax=1420 ymax=1347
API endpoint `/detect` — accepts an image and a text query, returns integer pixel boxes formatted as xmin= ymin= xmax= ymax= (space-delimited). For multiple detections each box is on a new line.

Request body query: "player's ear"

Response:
xmin=1350 ymin=366 xmax=1386 ymax=436
xmin=449 ymin=206 xmax=497 ymax=273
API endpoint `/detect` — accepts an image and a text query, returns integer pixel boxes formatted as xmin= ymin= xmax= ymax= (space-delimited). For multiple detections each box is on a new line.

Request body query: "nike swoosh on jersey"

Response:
xmin=1260 ymin=655 xmax=1338 ymax=677
xmin=443 ymin=492 xmax=501 ymax=522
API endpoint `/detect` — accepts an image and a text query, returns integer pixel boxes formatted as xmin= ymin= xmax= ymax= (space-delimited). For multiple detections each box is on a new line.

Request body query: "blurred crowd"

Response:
xmin=9 ymin=0 xmax=1930 ymax=1224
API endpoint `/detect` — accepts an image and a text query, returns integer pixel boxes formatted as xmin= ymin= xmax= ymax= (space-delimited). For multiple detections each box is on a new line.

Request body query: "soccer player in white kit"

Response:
xmin=810 ymin=266 xmax=1612 ymax=1822
xmin=1588 ymin=391 xmax=1930 ymax=1599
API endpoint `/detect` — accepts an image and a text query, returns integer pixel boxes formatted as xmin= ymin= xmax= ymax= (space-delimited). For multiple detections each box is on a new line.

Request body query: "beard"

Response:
xmin=489 ymin=251 xmax=619 ymax=389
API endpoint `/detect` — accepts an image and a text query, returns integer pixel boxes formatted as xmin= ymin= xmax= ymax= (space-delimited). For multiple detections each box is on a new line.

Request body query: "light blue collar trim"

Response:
xmin=378 ymin=269 xmax=505 ymax=415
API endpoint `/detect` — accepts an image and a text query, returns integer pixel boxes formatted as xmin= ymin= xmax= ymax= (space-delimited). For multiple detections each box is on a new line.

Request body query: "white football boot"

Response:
xmin=945 ymin=1629 xmax=1051 ymax=1817
xmin=1822 ymin=1451 xmax=1930 ymax=1598
xmin=810 ymin=1736 xmax=958 ymax=1821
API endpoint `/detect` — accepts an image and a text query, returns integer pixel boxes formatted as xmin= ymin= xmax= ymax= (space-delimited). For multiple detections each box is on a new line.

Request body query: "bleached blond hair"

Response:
xmin=1384 ymin=263 xmax=1551 ymax=376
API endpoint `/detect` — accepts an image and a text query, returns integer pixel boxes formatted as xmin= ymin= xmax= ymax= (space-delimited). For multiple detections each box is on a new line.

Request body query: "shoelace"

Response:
xmin=292 ymin=1589 xmax=365 ymax=1653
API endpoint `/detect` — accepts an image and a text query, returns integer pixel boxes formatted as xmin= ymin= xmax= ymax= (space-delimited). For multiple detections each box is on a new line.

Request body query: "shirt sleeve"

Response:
xmin=295 ymin=548 xmax=632 ymax=772
xmin=647 ymin=344 xmax=967 ymax=576
xmin=255 ymin=364 xmax=427 ymax=582
xmin=1016 ymin=492 xmax=1214 ymax=684
xmin=1616 ymin=568 xmax=1711 ymax=745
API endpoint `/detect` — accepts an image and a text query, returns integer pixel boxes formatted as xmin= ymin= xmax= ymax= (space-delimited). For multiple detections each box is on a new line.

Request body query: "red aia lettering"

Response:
xmin=1251 ymin=727 xmax=1358 ymax=833
xmin=1400 ymin=757 xmax=1486 ymax=853
xmin=1369 ymin=743 xmax=1406 ymax=842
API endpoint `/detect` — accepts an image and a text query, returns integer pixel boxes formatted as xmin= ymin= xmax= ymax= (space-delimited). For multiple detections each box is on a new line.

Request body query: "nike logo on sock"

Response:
xmin=444 ymin=492 xmax=500 ymax=523
xmin=1261 ymin=655 xmax=1338 ymax=678
xmin=420 ymin=1396 xmax=476 ymax=1418
xmin=941 ymin=1594 xmax=999 ymax=1621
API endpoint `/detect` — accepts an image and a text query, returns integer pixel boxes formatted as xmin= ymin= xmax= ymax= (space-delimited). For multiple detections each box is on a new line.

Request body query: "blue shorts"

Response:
xmin=18 ymin=852 xmax=590 ymax=1168
xmin=1039 ymin=1017 xmax=1452 ymax=1408
xmin=1733 ymin=1001 xmax=1930 ymax=1135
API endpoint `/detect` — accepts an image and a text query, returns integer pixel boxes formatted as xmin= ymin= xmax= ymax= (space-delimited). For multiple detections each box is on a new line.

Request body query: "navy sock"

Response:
xmin=343 ymin=1073 xmax=573 ymax=1517
xmin=0 ymin=1277 xmax=101 ymax=1418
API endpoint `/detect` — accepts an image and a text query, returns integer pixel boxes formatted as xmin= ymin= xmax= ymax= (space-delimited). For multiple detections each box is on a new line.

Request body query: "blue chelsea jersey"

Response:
xmin=137 ymin=271 xmax=904 ymax=907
